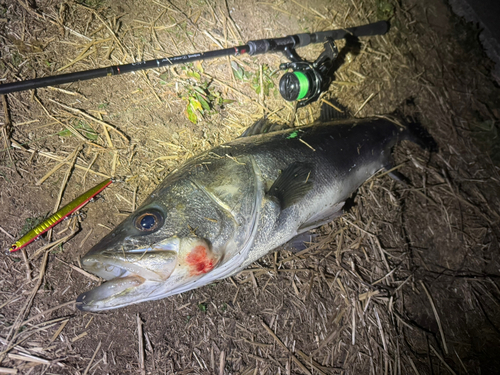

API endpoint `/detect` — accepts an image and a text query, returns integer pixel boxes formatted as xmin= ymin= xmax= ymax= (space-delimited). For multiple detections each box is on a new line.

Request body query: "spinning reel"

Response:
xmin=278 ymin=38 xmax=339 ymax=108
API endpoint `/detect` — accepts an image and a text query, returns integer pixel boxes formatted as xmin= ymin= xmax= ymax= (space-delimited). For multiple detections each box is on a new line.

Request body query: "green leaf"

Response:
xmin=376 ymin=0 xmax=394 ymax=19
xmin=186 ymin=104 xmax=198 ymax=124
xmin=77 ymin=121 xmax=99 ymax=141
xmin=189 ymin=97 xmax=203 ymax=112
xmin=231 ymin=61 xmax=245 ymax=80
xmin=233 ymin=69 xmax=244 ymax=81
xmin=58 ymin=129 xmax=72 ymax=137
xmin=264 ymin=84 xmax=269 ymax=96
xmin=160 ymin=72 xmax=169 ymax=82
xmin=196 ymin=94 xmax=210 ymax=111
xmin=192 ymin=86 xmax=207 ymax=95
xmin=195 ymin=61 xmax=204 ymax=74
xmin=187 ymin=70 xmax=200 ymax=80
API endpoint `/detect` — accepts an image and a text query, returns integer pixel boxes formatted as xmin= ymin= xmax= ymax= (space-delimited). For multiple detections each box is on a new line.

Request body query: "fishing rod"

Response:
xmin=0 ymin=20 xmax=389 ymax=106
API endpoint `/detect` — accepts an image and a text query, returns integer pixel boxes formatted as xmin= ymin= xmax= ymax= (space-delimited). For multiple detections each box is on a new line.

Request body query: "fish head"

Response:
xmin=77 ymin=155 xmax=260 ymax=311
xmin=76 ymin=192 xmax=225 ymax=311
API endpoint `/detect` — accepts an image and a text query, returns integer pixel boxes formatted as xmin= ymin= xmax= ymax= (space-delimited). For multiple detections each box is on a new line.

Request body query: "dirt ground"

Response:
xmin=1 ymin=0 xmax=500 ymax=374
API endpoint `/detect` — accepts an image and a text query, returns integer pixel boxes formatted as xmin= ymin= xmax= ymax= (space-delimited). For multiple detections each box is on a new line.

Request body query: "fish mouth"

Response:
xmin=76 ymin=239 xmax=180 ymax=312
xmin=76 ymin=275 xmax=149 ymax=311
xmin=76 ymin=237 xmax=220 ymax=312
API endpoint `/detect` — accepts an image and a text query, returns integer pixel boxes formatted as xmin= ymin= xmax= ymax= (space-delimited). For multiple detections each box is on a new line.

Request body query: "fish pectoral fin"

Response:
xmin=283 ymin=232 xmax=319 ymax=252
xmin=386 ymin=170 xmax=409 ymax=185
xmin=298 ymin=201 xmax=345 ymax=233
xmin=266 ymin=162 xmax=314 ymax=209
xmin=383 ymin=164 xmax=409 ymax=186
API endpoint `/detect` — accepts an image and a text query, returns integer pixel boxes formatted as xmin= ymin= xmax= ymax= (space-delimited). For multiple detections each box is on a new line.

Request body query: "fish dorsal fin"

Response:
xmin=320 ymin=98 xmax=351 ymax=122
xmin=267 ymin=162 xmax=314 ymax=209
xmin=239 ymin=117 xmax=290 ymax=137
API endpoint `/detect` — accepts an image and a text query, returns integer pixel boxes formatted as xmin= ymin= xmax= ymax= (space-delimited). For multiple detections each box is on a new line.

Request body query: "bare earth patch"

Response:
xmin=1 ymin=0 xmax=499 ymax=374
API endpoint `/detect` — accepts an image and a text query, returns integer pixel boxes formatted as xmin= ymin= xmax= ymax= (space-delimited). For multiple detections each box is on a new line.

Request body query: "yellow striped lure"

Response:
xmin=9 ymin=178 xmax=113 ymax=253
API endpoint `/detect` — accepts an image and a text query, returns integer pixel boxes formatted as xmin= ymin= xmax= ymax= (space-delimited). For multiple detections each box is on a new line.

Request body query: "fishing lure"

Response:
xmin=8 ymin=178 xmax=113 ymax=253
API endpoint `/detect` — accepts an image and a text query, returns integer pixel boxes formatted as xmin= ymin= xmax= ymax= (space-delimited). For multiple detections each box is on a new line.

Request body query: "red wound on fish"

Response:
xmin=185 ymin=245 xmax=215 ymax=275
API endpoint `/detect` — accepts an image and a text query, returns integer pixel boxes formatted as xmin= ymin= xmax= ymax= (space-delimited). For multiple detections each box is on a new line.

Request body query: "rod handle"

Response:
xmin=297 ymin=20 xmax=390 ymax=47
xmin=247 ymin=36 xmax=297 ymax=56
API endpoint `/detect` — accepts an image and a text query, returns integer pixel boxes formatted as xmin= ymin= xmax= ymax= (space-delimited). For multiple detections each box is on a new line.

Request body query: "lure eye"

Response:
xmin=134 ymin=210 xmax=163 ymax=232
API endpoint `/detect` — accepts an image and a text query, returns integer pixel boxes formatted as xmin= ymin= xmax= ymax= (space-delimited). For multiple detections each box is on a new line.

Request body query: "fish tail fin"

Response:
xmin=383 ymin=104 xmax=437 ymax=184
xmin=403 ymin=117 xmax=438 ymax=152
xmin=393 ymin=97 xmax=439 ymax=152
xmin=392 ymin=98 xmax=438 ymax=152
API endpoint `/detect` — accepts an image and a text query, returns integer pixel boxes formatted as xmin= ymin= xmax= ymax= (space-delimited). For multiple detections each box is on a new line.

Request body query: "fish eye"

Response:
xmin=140 ymin=215 xmax=156 ymax=230
xmin=134 ymin=210 xmax=163 ymax=232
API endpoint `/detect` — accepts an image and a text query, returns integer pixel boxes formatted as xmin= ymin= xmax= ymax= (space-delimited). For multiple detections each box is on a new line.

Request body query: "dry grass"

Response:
xmin=0 ymin=0 xmax=499 ymax=374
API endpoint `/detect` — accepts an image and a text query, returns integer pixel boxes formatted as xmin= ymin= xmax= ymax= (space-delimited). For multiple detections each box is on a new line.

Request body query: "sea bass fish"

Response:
xmin=76 ymin=114 xmax=435 ymax=311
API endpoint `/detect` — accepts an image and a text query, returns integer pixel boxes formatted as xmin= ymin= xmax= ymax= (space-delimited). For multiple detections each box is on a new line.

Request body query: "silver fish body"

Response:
xmin=76 ymin=117 xmax=432 ymax=311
